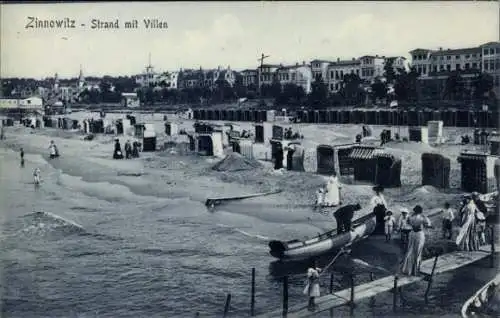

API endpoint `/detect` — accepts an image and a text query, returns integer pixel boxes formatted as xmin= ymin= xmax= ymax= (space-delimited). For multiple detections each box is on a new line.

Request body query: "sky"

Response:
xmin=1 ymin=1 xmax=498 ymax=79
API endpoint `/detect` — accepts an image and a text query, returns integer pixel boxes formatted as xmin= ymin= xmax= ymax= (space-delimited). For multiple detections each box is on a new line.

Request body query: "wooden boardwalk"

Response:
xmin=256 ymin=245 xmax=494 ymax=318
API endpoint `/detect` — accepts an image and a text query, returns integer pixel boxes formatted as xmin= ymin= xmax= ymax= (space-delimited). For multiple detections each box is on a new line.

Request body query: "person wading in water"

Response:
xmin=20 ymin=148 xmax=25 ymax=167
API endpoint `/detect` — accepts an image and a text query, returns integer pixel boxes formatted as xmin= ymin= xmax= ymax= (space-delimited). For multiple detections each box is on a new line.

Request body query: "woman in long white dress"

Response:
xmin=323 ymin=173 xmax=341 ymax=206
xmin=400 ymin=205 xmax=432 ymax=276
xmin=456 ymin=197 xmax=480 ymax=251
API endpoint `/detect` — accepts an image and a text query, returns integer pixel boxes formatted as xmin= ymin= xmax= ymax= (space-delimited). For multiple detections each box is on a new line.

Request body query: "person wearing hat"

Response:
xmin=456 ymin=196 xmax=481 ymax=251
xmin=397 ymin=208 xmax=412 ymax=244
xmin=370 ymin=185 xmax=388 ymax=235
xmin=400 ymin=205 xmax=432 ymax=276
xmin=384 ymin=210 xmax=396 ymax=242
xmin=441 ymin=202 xmax=455 ymax=240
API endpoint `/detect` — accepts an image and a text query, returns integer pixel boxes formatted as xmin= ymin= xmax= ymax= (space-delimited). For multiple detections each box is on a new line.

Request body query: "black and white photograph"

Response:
xmin=1 ymin=1 xmax=499 ymax=317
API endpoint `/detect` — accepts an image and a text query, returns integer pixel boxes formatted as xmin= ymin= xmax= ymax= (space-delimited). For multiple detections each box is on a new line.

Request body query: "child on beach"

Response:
xmin=384 ymin=211 xmax=396 ymax=242
xmin=441 ymin=202 xmax=455 ymax=240
xmin=315 ymin=187 xmax=325 ymax=208
xmin=33 ymin=168 xmax=41 ymax=185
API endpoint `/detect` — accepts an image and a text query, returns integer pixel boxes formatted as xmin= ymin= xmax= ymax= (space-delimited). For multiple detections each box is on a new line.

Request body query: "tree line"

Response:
xmin=1 ymin=63 xmax=497 ymax=110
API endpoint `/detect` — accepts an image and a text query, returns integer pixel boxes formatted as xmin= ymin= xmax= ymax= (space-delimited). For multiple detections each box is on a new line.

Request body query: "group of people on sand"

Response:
xmin=113 ymin=138 xmax=140 ymax=160
xmin=315 ymin=173 xmax=342 ymax=208
xmin=303 ymin=184 xmax=494 ymax=310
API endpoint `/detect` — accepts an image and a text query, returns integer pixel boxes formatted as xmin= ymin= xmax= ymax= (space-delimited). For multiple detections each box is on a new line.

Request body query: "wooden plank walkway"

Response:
xmin=256 ymin=245 xmax=494 ymax=318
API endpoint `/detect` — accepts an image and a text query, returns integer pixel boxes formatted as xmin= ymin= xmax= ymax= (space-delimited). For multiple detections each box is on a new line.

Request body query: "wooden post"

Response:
xmin=223 ymin=294 xmax=231 ymax=318
xmin=393 ymin=275 xmax=399 ymax=312
xmin=329 ymin=272 xmax=334 ymax=294
xmin=369 ymin=272 xmax=375 ymax=307
xmin=349 ymin=274 xmax=355 ymax=315
xmin=251 ymin=268 xmax=256 ymax=316
xmin=424 ymin=255 xmax=439 ymax=304
xmin=282 ymin=276 xmax=288 ymax=317
xmin=491 ymin=226 xmax=495 ymax=268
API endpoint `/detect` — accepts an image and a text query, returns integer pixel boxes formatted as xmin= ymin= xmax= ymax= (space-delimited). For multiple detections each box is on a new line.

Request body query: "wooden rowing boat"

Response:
xmin=268 ymin=212 xmax=377 ymax=261
xmin=461 ymin=273 xmax=500 ymax=317
xmin=205 ymin=190 xmax=282 ymax=207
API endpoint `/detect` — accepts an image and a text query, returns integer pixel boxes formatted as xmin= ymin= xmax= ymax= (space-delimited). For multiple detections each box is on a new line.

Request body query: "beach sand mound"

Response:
xmin=211 ymin=152 xmax=262 ymax=172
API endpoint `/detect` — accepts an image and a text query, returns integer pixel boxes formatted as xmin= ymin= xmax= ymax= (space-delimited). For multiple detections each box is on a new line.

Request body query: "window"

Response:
xmin=447 ymin=56 xmax=451 ymax=60
xmin=330 ymin=71 xmax=334 ymax=79
xmin=490 ymin=48 xmax=495 ymax=55
xmin=413 ymin=55 xmax=417 ymax=60
xmin=440 ymin=56 xmax=444 ymax=61
xmin=439 ymin=65 xmax=444 ymax=71
xmin=465 ymin=55 xmax=470 ymax=59
xmin=446 ymin=65 xmax=451 ymax=71
xmin=472 ymin=63 xmax=477 ymax=69
xmin=356 ymin=69 xmax=360 ymax=75
xmin=456 ymin=64 xmax=461 ymax=70
xmin=335 ymin=71 xmax=339 ymax=80
xmin=330 ymin=83 xmax=333 ymax=90
xmin=335 ymin=83 xmax=339 ymax=90
xmin=455 ymin=55 xmax=460 ymax=59
xmin=472 ymin=54 xmax=476 ymax=58
xmin=465 ymin=63 xmax=470 ymax=70
xmin=484 ymin=49 xmax=489 ymax=55
xmin=432 ymin=56 xmax=437 ymax=61
xmin=497 ymin=48 xmax=500 ymax=54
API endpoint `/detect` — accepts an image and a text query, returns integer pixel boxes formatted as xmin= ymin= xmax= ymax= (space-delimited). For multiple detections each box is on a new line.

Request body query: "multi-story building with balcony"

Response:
xmin=359 ymin=55 xmax=386 ymax=82
xmin=276 ymin=62 xmax=313 ymax=94
xmin=326 ymin=58 xmax=361 ymax=93
xmin=310 ymin=59 xmax=332 ymax=81
xmin=240 ymin=69 xmax=258 ymax=87
xmin=257 ymin=64 xmax=280 ymax=88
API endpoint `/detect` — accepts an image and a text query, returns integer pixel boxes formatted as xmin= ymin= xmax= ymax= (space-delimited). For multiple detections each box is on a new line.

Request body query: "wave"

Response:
xmin=233 ymin=228 xmax=270 ymax=241
xmin=18 ymin=211 xmax=86 ymax=237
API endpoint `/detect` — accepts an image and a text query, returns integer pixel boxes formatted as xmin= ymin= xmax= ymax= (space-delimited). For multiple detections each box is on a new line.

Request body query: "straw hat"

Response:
xmin=400 ymin=208 xmax=409 ymax=214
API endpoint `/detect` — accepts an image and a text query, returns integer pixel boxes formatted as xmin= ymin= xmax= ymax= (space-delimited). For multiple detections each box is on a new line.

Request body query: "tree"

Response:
xmin=394 ymin=67 xmax=419 ymax=102
xmin=339 ymin=73 xmax=364 ymax=106
xmin=444 ymin=70 xmax=464 ymax=101
xmin=370 ymin=78 xmax=388 ymax=104
xmin=383 ymin=59 xmax=396 ymax=83
xmin=472 ymin=72 xmax=494 ymax=105
xmin=308 ymin=76 xmax=328 ymax=107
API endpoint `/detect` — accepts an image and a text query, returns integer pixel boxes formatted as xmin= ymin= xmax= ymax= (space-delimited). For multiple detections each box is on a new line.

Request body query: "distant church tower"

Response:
xmin=78 ymin=65 xmax=85 ymax=90
xmin=53 ymin=73 xmax=60 ymax=91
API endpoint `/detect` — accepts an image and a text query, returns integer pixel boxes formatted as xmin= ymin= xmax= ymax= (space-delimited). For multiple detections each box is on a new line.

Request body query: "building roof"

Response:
xmin=329 ymin=60 xmax=361 ymax=67
xmin=409 ymin=48 xmax=432 ymax=53
xmin=430 ymin=47 xmax=480 ymax=56
xmin=480 ymin=41 xmax=500 ymax=47
xmin=386 ymin=56 xmax=407 ymax=61
xmin=258 ymin=64 xmax=281 ymax=69
xmin=240 ymin=69 xmax=257 ymax=73
xmin=310 ymin=59 xmax=333 ymax=64
xmin=349 ymin=146 xmax=380 ymax=159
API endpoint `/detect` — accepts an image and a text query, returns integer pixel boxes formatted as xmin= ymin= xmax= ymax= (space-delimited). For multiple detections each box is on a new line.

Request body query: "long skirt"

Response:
xmin=400 ymin=230 xmax=425 ymax=276
xmin=456 ymin=215 xmax=480 ymax=251
xmin=303 ymin=282 xmax=320 ymax=297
